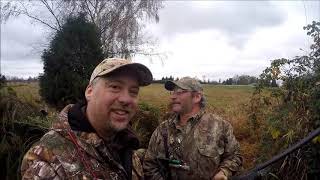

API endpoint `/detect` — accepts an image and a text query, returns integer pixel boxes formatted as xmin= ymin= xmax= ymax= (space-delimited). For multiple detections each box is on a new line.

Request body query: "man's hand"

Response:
xmin=212 ymin=171 xmax=228 ymax=180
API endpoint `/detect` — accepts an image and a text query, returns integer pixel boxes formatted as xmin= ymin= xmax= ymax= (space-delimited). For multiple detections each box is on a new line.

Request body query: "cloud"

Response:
xmin=1 ymin=14 xmax=50 ymax=78
xmin=136 ymin=1 xmax=320 ymax=81
xmin=1 ymin=15 xmax=47 ymax=62
xmin=155 ymin=1 xmax=287 ymax=48
xmin=2 ymin=1 xmax=320 ymax=80
xmin=2 ymin=59 xmax=43 ymax=78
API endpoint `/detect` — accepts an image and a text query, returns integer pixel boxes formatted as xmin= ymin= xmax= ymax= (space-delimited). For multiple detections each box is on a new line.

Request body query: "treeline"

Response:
xmin=222 ymin=75 xmax=258 ymax=85
xmin=1 ymin=75 xmax=38 ymax=83
xmin=152 ymin=76 xmax=219 ymax=84
xmin=153 ymin=75 xmax=260 ymax=85
xmin=153 ymin=76 xmax=178 ymax=83
xmin=0 ymin=74 xmax=6 ymax=87
xmin=2 ymin=74 xmax=276 ymax=86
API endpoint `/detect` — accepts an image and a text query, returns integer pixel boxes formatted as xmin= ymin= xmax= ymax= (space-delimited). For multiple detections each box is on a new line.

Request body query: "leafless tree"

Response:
xmin=1 ymin=0 xmax=163 ymax=58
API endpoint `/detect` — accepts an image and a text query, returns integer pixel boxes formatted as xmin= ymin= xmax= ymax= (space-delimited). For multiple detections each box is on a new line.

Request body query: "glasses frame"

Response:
xmin=169 ymin=89 xmax=193 ymax=96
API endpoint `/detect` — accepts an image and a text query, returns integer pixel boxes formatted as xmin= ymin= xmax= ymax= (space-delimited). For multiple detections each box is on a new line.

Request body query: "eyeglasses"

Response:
xmin=169 ymin=89 xmax=192 ymax=96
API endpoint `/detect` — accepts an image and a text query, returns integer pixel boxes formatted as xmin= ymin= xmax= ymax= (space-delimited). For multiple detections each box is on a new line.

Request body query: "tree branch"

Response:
xmin=18 ymin=2 xmax=59 ymax=31
xmin=84 ymin=0 xmax=95 ymax=23
xmin=25 ymin=12 xmax=59 ymax=31
xmin=40 ymin=0 xmax=62 ymax=29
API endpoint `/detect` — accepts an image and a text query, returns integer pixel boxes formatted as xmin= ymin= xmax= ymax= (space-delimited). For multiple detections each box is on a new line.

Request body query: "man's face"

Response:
xmin=169 ymin=88 xmax=194 ymax=115
xmin=85 ymin=73 xmax=139 ymax=134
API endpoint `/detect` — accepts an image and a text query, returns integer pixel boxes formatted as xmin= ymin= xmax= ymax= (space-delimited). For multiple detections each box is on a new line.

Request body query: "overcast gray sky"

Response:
xmin=1 ymin=1 xmax=320 ymax=81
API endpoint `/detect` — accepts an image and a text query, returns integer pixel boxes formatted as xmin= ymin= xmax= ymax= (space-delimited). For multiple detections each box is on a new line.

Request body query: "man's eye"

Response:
xmin=109 ymin=84 xmax=121 ymax=91
xmin=129 ymin=89 xmax=139 ymax=97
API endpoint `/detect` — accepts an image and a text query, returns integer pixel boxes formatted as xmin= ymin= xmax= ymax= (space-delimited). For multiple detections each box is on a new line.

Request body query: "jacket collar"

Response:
xmin=171 ymin=109 xmax=206 ymax=128
xmin=51 ymin=104 xmax=139 ymax=175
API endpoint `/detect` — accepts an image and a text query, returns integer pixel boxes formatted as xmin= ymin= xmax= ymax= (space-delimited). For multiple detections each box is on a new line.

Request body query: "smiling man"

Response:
xmin=143 ymin=77 xmax=242 ymax=180
xmin=21 ymin=58 xmax=153 ymax=180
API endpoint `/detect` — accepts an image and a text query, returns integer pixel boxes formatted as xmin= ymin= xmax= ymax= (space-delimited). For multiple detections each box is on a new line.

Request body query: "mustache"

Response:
xmin=169 ymin=101 xmax=180 ymax=107
xmin=170 ymin=101 xmax=180 ymax=105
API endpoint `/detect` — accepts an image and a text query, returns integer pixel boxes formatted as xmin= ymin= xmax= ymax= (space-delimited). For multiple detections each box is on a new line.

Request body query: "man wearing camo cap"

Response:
xmin=143 ymin=77 xmax=242 ymax=180
xmin=21 ymin=58 xmax=153 ymax=180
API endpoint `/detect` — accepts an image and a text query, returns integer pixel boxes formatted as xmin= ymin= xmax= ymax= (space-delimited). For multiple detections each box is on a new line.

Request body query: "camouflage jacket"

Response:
xmin=21 ymin=104 xmax=143 ymax=180
xmin=143 ymin=111 xmax=242 ymax=180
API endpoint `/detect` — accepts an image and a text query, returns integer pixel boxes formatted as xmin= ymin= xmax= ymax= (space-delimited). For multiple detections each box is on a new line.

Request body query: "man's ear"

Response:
xmin=85 ymin=84 xmax=94 ymax=102
xmin=193 ymin=92 xmax=202 ymax=104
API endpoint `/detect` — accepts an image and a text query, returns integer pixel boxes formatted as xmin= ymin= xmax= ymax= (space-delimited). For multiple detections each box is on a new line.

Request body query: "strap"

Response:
xmin=121 ymin=149 xmax=133 ymax=180
xmin=161 ymin=126 xmax=172 ymax=180
xmin=162 ymin=128 xmax=170 ymax=159
xmin=67 ymin=130 xmax=98 ymax=179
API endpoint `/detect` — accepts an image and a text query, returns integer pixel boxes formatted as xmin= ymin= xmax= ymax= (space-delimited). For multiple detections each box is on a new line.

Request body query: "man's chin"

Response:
xmin=110 ymin=121 xmax=129 ymax=131
xmin=171 ymin=107 xmax=182 ymax=113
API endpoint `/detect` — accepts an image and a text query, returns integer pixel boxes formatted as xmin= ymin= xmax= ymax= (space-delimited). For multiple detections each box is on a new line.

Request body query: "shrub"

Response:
xmin=39 ymin=13 xmax=104 ymax=109
xmin=131 ymin=102 xmax=161 ymax=148
xmin=0 ymin=86 xmax=49 ymax=179
xmin=248 ymin=21 xmax=320 ymax=179
xmin=0 ymin=74 xmax=6 ymax=88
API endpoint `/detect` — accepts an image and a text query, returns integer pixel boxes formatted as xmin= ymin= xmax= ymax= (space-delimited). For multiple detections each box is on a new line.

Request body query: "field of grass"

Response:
xmin=9 ymin=82 xmax=258 ymax=170
xmin=8 ymin=82 xmax=43 ymax=108
xmin=140 ymin=84 xmax=254 ymax=123
xmin=140 ymin=83 xmax=258 ymax=169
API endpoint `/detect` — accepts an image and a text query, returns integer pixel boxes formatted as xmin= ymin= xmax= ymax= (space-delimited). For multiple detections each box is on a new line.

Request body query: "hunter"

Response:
xmin=143 ymin=77 xmax=242 ymax=180
xmin=21 ymin=58 xmax=153 ymax=180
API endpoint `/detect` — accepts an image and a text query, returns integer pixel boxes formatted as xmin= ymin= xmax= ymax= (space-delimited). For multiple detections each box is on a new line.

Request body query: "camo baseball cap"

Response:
xmin=165 ymin=77 xmax=203 ymax=92
xmin=89 ymin=58 xmax=153 ymax=86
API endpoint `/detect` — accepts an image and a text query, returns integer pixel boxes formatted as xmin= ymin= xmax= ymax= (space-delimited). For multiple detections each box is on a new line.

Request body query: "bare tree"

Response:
xmin=1 ymin=0 xmax=163 ymax=58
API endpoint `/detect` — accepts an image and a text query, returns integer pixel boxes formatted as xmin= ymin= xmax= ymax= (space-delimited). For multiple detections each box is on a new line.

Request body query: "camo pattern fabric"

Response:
xmin=165 ymin=77 xmax=203 ymax=91
xmin=21 ymin=105 xmax=143 ymax=180
xmin=89 ymin=57 xmax=152 ymax=86
xmin=143 ymin=111 xmax=242 ymax=180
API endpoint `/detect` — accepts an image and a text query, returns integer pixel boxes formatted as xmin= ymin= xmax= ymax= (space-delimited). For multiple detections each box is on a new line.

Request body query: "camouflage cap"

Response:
xmin=89 ymin=58 xmax=153 ymax=86
xmin=165 ymin=77 xmax=203 ymax=92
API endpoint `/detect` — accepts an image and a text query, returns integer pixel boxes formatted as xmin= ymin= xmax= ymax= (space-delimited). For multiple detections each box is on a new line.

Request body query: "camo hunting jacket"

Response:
xmin=21 ymin=105 xmax=143 ymax=180
xmin=143 ymin=111 xmax=242 ymax=180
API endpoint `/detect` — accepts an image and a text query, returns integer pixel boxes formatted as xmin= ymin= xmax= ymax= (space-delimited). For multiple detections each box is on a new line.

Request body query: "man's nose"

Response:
xmin=118 ymin=90 xmax=134 ymax=105
xmin=170 ymin=93 xmax=177 ymax=99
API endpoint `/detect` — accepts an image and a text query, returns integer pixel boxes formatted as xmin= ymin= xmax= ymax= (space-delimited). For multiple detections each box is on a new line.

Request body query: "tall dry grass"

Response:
xmin=140 ymin=83 xmax=258 ymax=169
xmin=3 ymin=82 xmax=258 ymax=177
xmin=0 ymin=82 xmax=54 ymax=180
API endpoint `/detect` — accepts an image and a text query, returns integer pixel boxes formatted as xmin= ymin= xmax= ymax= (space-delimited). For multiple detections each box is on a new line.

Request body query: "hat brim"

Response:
xmin=164 ymin=81 xmax=189 ymax=91
xmin=98 ymin=63 xmax=153 ymax=86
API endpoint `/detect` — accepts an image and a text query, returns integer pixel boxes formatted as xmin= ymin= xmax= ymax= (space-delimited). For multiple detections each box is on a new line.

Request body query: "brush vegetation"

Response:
xmin=1 ymin=20 xmax=319 ymax=180
xmin=1 ymin=81 xmax=257 ymax=179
